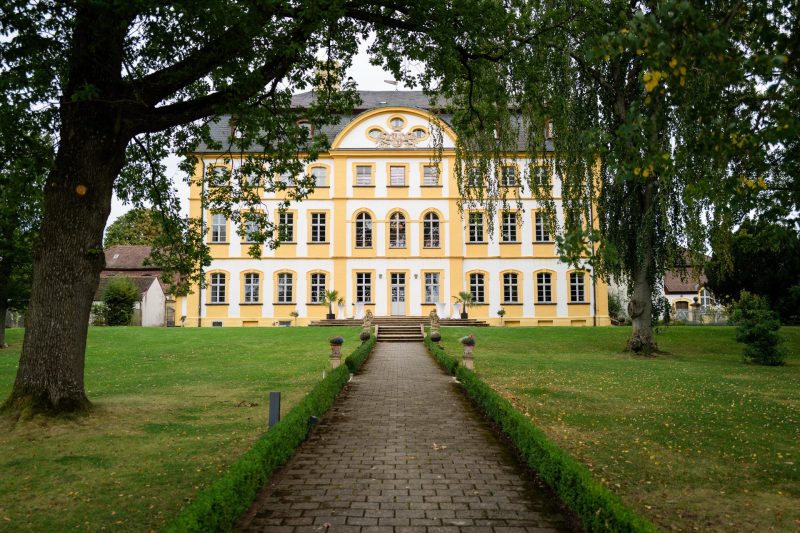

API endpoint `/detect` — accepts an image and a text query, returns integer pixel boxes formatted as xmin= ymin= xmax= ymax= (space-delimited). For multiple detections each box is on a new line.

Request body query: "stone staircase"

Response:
xmin=376 ymin=324 xmax=425 ymax=343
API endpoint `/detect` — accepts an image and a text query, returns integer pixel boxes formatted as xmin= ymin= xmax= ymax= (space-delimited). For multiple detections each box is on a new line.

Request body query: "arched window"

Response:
xmin=355 ymin=212 xmax=372 ymax=248
xmin=423 ymin=212 xmax=440 ymax=248
xmin=389 ymin=212 xmax=406 ymax=248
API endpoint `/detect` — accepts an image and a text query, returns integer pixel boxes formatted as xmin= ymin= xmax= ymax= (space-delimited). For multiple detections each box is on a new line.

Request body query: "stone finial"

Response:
xmin=363 ymin=309 xmax=373 ymax=329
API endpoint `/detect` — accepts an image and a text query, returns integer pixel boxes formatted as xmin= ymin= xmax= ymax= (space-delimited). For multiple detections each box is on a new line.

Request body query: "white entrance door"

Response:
xmin=390 ymin=273 xmax=406 ymax=316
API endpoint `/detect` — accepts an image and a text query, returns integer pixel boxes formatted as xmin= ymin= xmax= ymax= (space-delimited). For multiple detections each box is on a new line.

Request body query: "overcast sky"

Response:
xmin=107 ymin=38 xmax=420 ymax=228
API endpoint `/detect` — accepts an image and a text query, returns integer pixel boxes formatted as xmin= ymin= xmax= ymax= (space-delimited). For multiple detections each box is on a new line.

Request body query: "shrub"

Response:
xmin=429 ymin=331 xmax=441 ymax=342
xmin=729 ymin=291 xmax=786 ymax=366
xmin=359 ymin=329 xmax=371 ymax=342
xmin=328 ymin=336 xmax=344 ymax=346
xmin=90 ymin=303 xmax=107 ymax=326
xmin=103 ymin=277 xmax=140 ymax=326
xmin=460 ymin=334 xmax=476 ymax=346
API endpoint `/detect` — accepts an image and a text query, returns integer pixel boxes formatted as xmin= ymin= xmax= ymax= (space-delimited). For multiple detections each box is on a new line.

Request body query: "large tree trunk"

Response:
xmin=626 ymin=179 xmax=658 ymax=354
xmin=0 ymin=299 xmax=7 ymax=349
xmin=3 ymin=121 xmax=129 ymax=415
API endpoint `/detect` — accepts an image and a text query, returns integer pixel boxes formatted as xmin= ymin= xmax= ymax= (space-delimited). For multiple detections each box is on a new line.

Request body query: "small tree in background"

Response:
xmin=103 ymin=279 xmax=140 ymax=327
xmin=729 ymin=291 xmax=786 ymax=366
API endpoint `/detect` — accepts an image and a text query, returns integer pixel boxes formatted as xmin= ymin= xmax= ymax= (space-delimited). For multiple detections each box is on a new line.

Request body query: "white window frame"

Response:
xmin=424 ymin=272 xmax=440 ymax=304
xmin=503 ymin=272 xmax=519 ymax=303
xmin=501 ymin=166 xmax=517 ymax=187
xmin=501 ymin=212 xmax=517 ymax=242
xmin=310 ymin=212 xmax=326 ymax=243
xmin=278 ymin=212 xmax=294 ymax=242
xmin=356 ymin=272 xmax=372 ymax=303
xmin=277 ymin=273 xmax=293 ymax=303
xmin=469 ymin=273 xmax=485 ymax=304
xmin=243 ymin=219 xmax=258 ymax=243
xmin=423 ymin=165 xmax=439 ymax=186
xmin=389 ymin=212 xmax=406 ymax=248
xmin=311 ymin=167 xmax=327 ymax=187
xmin=355 ymin=212 xmax=372 ymax=248
xmin=310 ymin=273 xmax=326 ymax=303
xmin=355 ymin=165 xmax=373 ymax=186
xmin=468 ymin=213 xmax=484 ymax=243
xmin=537 ymin=272 xmax=552 ymax=303
xmin=423 ymin=212 xmax=440 ymax=248
xmin=570 ymin=272 xmax=586 ymax=303
xmin=535 ymin=212 xmax=551 ymax=242
xmin=210 ymin=273 xmax=226 ymax=303
xmin=211 ymin=214 xmax=227 ymax=243
xmin=389 ymin=165 xmax=406 ymax=186
xmin=243 ymin=273 xmax=260 ymax=303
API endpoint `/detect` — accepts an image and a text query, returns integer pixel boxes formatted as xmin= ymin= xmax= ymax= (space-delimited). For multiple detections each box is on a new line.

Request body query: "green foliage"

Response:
xmin=102 ymin=278 xmax=140 ymax=326
xmin=166 ymin=335 xmax=374 ymax=532
xmin=729 ymin=291 xmax=786 ymax=366
xmin=103 ymin=208 xmax=163 ymax=247
xmin=323 ymin=289 xmax=339 ymax=315
xmin=707 ymin=219 xmax=800 ymax=322
xmin=89 ymin=303 xmax=107 ymax=326
xmin=456 ymin=291 xmax=474 ymax=308
xmin=345 ymin=335 xmax=376 ymax=373
xmin=424 ymin=335 xmax=659 ymax=533
xmin=608 ymin=292 xmax=624 ymax=321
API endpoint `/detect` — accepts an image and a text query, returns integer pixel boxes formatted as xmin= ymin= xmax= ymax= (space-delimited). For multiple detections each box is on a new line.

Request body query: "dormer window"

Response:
xmin=545 ymin=120 xmax=554 ymax=140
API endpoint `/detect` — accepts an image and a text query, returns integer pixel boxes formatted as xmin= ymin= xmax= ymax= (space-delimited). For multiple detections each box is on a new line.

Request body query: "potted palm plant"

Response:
xmin=458 ymin=291 xmax=474 ymax=319
xmin=323 ymin=289 xmax=339 ymax=320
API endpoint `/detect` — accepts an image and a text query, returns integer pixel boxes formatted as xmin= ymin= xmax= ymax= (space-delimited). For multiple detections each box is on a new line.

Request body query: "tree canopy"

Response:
xmin=104 ymin=208 xmax=164 ymax=248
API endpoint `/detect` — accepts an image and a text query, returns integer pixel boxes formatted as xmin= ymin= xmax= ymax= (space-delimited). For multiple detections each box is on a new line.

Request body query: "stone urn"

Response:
xmin=329 ymin=337 xmax=344 ymax=369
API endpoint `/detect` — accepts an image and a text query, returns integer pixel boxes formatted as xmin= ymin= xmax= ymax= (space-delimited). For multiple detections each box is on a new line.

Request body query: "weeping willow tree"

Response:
xmin=378 ymin=0 xmax=784 ymax=353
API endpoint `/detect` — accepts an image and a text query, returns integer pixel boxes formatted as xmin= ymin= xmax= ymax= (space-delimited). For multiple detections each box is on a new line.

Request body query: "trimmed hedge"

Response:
xmin=424 ymin=335 xmax=659 ymax=533
xmin=166 ymin=336 xmax=376 ymax=533
xmin=345 ymin=335 xmax=376 ymax=373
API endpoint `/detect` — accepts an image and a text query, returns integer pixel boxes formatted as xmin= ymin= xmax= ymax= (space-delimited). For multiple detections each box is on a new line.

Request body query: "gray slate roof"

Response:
xmin=198 ymin=91 xmax=551 ymax=152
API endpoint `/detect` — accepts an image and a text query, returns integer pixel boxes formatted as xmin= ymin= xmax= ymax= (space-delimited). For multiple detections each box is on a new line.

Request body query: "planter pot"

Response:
xmin=330 ymin=344 xmax=342 ymax=356
xmin=337 ymin=304 xmax=345 ymax=319
xmin=462 ymin=345 xmax=474 ymax=369
xmin=460 ymin=312 xmax=468 ymax=320
xmin=354 ymin=302 xmax=365 ymax=320
xmin=452 ymin=302 xmax=462 ymax=319
xmin=326 ymin=313 xmax=336 ymax=320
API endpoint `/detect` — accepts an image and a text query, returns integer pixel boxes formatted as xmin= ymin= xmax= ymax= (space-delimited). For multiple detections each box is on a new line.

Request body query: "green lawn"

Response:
xmin=438 ymin=326 xmax=800 ymax=533
xmin=0 ymin=326 xmax=359 ymax=532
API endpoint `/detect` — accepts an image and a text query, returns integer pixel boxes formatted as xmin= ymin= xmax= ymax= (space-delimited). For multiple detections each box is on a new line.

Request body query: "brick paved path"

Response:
xmin=237 ymin=342 xmax=571 ymax=533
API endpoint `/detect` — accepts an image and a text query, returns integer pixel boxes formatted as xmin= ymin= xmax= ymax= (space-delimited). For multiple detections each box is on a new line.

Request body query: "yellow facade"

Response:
xmin=177 ymin=98 xmax=611 ymax=327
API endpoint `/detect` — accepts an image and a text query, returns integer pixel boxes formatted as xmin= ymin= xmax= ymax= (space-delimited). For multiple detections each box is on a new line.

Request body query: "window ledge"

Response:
xmin=309 ymin=241 xmax=330 ymax=245
xmin=206 ymin=303 xmax=229 ymax=306
xmin=277 ymin=241 xmax=297 ymax=245
xmin=568 ymin=301 xmax=588 ymax=305
xmin=353 ymin=184 xmax=375 ymax=188
xmin=312 ymin=186 xmax=330 ymax=189
xmin=533 ymin=241 xmax=554 ymax=244
xmin=274 ymin=302 xmax=297 ymax=305
xmin=387 ymin=185 xmax=409 ymax=188
xmin=353 ymin=302 xmax=374 ymax=305
xmin=466 ymin=241 xmax=488 ymax=245
xmin=240 ymin=303 xmax=263 ymax=306
xmin=306 ymin=302 xmax=326 ymax=305
xmin=422 ymin=246 xmax=442 ymax=250
xmin=209 ymin=242 xmax=230 ymax=245
xmin=388 ymin=246 xmax=407 ymax=249
xmin=501 ymin=302 xmax=523 ymax=306
xmin=536 ymin=302 xmax=556 ymax=305
xmin=421 ymin=184 xmax=442 ymax=188
xmin=500 ymin=241 xmax=521 ymax=244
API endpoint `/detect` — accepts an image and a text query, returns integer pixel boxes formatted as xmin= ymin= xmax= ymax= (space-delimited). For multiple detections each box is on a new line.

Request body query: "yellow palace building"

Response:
xmin=177 ymin=91 xmax=610 ymax=327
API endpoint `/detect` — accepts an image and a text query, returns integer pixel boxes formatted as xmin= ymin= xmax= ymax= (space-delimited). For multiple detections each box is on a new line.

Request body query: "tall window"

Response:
xmin=468 ymin=212 xmax=484 ymax=243
xmin=533 ymin=165 xmax=551 ymax=191
xmin=423 ymin=212 xmax=440 ymax=248
xmin=535 ymin=212 xmax=551 ymax=242
xmin=355 ymin=212 xmax=372 ymax=248
xmin=277 ymin=272 xmax=293 ymax=303
xmin=278 ymin=212 xmax=294 ymax=242
xmin=211 ymin=214 xmax=226 ymax=242
xmin=389 ymin=212 xmax=406 ymax=248
xmin=424 ymin=272 xmax=440 ymax=304
xmin=537 ymin=272 xmax=552 ymax=303
xmin=389 ymin=165 xmax=406 ymax=186
xmin=501 ymin=166 xmax=517 ymax=187
xmin=311 ymin=166 xmax=327 ymax=187
xmin=243 ymin=273 xmax=260 ymax=303
xmin=210 ymin=273 xmax=226 ymax=303
xmin=501 ymin=212 xmax=517 ymax=242
xmin=310 ymin=273 xmax=326 ymax=303
xmin=276 ymin=171 xmax=293 ymax=185
xmin=467 ymin=167 xmax=482 ymax=187
xmin=243 ymin=219 xmax=258 ymax=243
xmin=469 ymin=273 xmax=485 ymax=303
xmin=699 ymin=287 xmax=714 ymax=308
xmin=503 ymin=272 xmax=519 ymax=303
xmin=243 ymin=170 xmax=260 ymax=187
xmin=355 ymin=165 xmax=373 ymax=186
xmin=570 ymin=272 xmax=586 ymax=303
xmin=423 ymin=165 xmax=439 ymax=186
xmin=209 ymin=166 xmax=228 ymax=186
xmin=356 ymin=272 xmax=372 ymax=303
xmin=310 ymin=212 xmax=326 ymax=242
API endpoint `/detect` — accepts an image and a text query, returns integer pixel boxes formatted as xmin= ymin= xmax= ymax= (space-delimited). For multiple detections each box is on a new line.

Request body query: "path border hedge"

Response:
xmin=424 ymin=335 xmax=659 ymax=533
xmin=166 ymin=335 xmax=377 ymax=533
